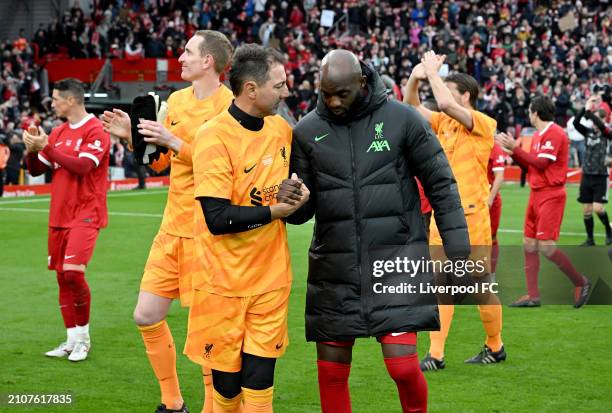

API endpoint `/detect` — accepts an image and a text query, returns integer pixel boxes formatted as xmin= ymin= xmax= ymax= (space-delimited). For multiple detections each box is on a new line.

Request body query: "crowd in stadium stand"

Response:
xmin=1 ymin=0 xmax=611 ymax=188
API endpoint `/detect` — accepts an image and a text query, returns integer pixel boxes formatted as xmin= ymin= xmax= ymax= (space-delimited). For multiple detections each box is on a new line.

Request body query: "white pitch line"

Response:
xmin=1 ymin=207 xmax=606 ymax=238
xmin=0 ymin=207 xmax=162 ymax=218
xmin=0 ymin=189 xmax=168 ymax=205
xmin=301 ymin=220 xmax=606 ymax=238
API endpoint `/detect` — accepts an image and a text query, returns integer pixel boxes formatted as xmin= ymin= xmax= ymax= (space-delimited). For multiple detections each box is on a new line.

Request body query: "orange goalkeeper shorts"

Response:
xmin=184 ymin=285 xmax=290 ymax=372
xmin=140 ymin=231 xmax=196 ymax=307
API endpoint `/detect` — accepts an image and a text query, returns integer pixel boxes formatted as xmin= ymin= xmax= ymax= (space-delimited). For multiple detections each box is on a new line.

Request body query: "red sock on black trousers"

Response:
xmin=317 ymin=360 xmax=352 ymax=413
xmin=384 ymin=353 xmax=428 ymax=413
xmin=63 ymin=270 xmax=91 ymax=326
xmin=56 ymin=271 xmax=76 ymax=328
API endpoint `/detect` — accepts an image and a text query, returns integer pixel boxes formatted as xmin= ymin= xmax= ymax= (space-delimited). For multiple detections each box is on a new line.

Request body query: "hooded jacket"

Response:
xmin=287 ymin=63 xmax=469 ymax=341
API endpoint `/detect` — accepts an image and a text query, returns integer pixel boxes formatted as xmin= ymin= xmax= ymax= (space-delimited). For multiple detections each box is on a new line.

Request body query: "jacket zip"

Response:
xmin=348 ymin=124 xmax=370 ymax=333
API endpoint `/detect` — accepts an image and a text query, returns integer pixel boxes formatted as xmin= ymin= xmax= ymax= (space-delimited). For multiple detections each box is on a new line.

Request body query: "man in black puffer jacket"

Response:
xmin=279 ymin=50 xmax=469 ymax=413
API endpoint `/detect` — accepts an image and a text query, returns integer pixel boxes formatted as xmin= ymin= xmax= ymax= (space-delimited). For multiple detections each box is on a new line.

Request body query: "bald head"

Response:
xmin=321 ymin=49 xmax=362 ymax=84
xmin=319 ymin=49 xmax=366 ymax=118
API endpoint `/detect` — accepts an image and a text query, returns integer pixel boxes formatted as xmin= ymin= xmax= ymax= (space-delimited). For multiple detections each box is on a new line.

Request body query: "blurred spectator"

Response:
xmin=566 ymin=111 xmax=588 ymax=168
xmin=0 ymin=134 xmax=9 ymax=195
xmin=6 ymin=132 xmax=25 ymax=185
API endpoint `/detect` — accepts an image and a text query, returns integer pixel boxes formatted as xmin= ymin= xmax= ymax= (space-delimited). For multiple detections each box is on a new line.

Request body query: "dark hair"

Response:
xmin=229 ymin=44 xmax=285 ymax=96
xmin=194 ymin=30 xmax=233 ymax=74
xmin=529 ymin=95 xmax=555 ymax=121
xmin=444 ymin=73 xmax=479 ymax=108
xmin=54 ymin=78 xmax=85 ymax=104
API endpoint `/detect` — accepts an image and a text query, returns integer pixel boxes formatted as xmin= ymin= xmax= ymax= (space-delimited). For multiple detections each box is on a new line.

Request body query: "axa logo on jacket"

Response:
xmin=367 ymin=121 xmax=390 ymax=152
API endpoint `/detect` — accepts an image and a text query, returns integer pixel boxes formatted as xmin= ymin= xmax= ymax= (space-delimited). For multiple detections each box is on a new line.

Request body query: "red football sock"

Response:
xmin=524 ymin=249 xmax=540 ymax=298
xmin=317 ymin=360 xmax=351 ymax=413
xmin=384 ymin=353 xmax=428 ymax=413
xmin=56 ymin=271 xmax=76 ymax=328
xmin=64 ymin=270 xmax=91 ymax=326
xmin=547 ymin=250 xmax=586 ymax=287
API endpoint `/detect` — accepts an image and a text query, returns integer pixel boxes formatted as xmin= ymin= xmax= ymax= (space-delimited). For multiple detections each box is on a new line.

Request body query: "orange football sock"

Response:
xmin=429 ymin=304 xmax=454 ymax=360
xmin=201 ymin=366 xmax=213 ymax=413
xmin=138 ymin=320 xmax=183 ymax=410
xmin=242 ymin=387 xmax=273 ymax=413
xmin=213 ymin=389 xmax=243 ymax=413
xmin=478 ymin=304 xmax=503 ymax=352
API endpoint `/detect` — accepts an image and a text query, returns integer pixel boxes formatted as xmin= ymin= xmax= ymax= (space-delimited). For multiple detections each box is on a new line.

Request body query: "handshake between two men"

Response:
xmin=271 ymin=173 xmax=310 ymax=220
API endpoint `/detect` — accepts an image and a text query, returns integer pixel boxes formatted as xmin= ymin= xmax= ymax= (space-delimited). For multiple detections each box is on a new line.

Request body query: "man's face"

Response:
xmin=51 ymin=89 xmax=71 ymax=118
xmin=253 ymin=63 xmax=289 ymax=116
xmin=178 ymin=36 xmax=209 ymax=82
xmin=320 ymin=73 xmax=364 ymax=118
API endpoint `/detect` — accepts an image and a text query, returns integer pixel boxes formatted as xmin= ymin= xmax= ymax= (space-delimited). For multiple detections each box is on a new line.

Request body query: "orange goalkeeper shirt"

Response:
xmin=192 ymin=110 xmax=293 ymax=297
xmin=429 ymin=109 xmax=496 ymax=215
xmin=151 ymin=84 xmax=233 ymax=238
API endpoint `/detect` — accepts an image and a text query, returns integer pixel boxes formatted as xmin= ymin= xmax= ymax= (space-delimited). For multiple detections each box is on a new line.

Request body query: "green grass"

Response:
xmin=1 ymin=184 xmax=611 ymax=412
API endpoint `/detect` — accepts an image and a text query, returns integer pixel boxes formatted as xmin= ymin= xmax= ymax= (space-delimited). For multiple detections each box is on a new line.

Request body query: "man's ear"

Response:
xmin=244 ymin=81 xmax=257 ymax=99
xmin=202 ymin=54 xmax=214 ymax=71
xmin=360 ymin=75 xmax=367 ymax=89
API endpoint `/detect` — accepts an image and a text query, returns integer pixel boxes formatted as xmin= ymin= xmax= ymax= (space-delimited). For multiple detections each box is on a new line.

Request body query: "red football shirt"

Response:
xmin=487 ymin=143 xmax=506 ymax=186
xmin=527 ymin=122 xmax=569 ymax=190
xmin=39 ymin=114 xmax=110 ymax=228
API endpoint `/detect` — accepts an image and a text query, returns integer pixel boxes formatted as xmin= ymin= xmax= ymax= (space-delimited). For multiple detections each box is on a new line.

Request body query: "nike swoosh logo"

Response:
xmin=55 ymin=142 xmax=63 ymax=147
xmin=171 ymin=120 xmax=180 ymax=126
xmin=314 ymin=133 xmax=329 ymax=142
xmin=275 ymin=343 xmax=283 ymax=350
xmin=64 ymin=255 xmax=76 ymax=259
xmin=244 ymin=163 xmax=257 ymax=173
xmin=390 ymin=332 xmax=407 ymax=337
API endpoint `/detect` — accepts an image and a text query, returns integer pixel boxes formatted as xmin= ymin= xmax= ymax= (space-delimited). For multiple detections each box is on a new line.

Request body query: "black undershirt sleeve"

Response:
xmin=199 ymin=197 xmax=272 ymax=235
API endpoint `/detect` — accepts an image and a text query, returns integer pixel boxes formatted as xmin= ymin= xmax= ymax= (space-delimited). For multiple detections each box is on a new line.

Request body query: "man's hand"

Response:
xmin=495 ymin=132 xmax=517 ymax=153
xmin=585 ymin=96 xmax=599 ymax=112
xmin=421 ymin=50 xmax=446 ymax=78
xmin=137 ymin=119 xmax=182 ymax=153
xmin=409 ymin=63 xmax=427 ymax=81
xmin=23 ymin=126 xmax=48 ymax=153
xmin=271 ymin=173 xmax=310 ymax=220
xmin=101 ymin=109 xmax=132 ymax=143
xmin=277 ymin=173 xmax=304 ymax=205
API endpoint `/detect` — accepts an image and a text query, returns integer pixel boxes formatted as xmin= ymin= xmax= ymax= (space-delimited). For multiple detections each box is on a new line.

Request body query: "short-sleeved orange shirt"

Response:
xmin=149 ymin=85 xmax=233 ymax=238
xmin=192 ymin=110 xmax=293 ymax=297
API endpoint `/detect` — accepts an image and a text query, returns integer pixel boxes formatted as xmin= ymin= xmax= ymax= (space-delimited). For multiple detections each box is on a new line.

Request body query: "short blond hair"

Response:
xmin=194 ymin=30 xmax=233 ymax=74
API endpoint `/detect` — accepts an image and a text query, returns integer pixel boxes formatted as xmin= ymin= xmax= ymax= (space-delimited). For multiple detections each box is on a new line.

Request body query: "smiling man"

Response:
xmin=101 ymin=30 xmax=233 ymax=413
xmin=184 ymin=44 xmax=309 ymax=413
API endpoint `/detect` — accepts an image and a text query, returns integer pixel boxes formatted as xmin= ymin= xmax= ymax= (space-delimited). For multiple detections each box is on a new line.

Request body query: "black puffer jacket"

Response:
xmin=287 ymin=64 xmax=469 ymax=342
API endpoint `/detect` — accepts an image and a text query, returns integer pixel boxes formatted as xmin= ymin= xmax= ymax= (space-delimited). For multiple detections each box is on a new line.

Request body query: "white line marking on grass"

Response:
xmin=2 ymin=208 xmax=604 ymax=238
xmin=0 ymin=189 xmax=168 ymax=204
xmin=0 ymin=207 xmax=162 ymax=218
xmin=302 ymin=219 xmax=605 ymax=238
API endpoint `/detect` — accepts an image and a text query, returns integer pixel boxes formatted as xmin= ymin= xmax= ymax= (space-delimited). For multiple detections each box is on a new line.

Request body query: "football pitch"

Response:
xmin=1 ymin=183 xmax=611 ymax=412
